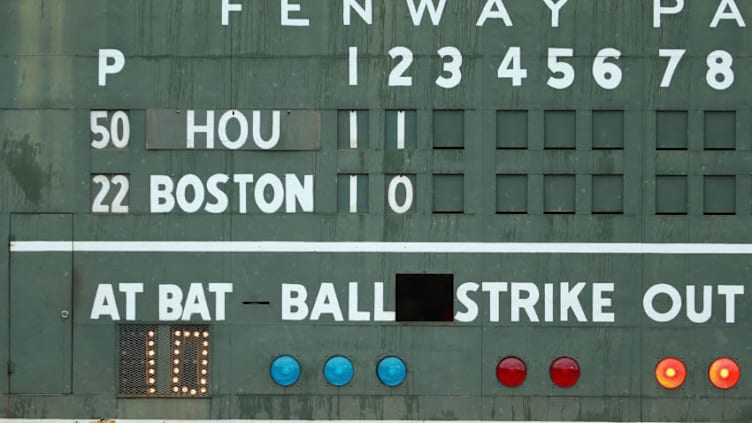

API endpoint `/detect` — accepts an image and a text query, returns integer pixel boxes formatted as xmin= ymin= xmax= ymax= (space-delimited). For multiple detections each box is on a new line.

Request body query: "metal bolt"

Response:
xmin=60 ymin=310 xmax=70 ymax=319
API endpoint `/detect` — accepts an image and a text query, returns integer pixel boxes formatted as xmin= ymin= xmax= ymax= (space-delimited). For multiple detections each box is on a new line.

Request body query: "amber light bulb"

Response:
xmin=655 ymin=358 xmax=686 ymax=389
xmin=709 ymin=358 xmax=740 ymax=390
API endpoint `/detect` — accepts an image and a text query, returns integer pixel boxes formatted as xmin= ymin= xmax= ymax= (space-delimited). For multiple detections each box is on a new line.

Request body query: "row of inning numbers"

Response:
xmin=348 ymin=47 xmax=737 ymax=91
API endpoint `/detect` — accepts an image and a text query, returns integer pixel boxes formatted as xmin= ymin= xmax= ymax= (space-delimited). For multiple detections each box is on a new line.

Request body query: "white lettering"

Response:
xmin=181 ymin=283 xmax=212 ymax=321
xmin=476 ymin=0 xmax=512 ymax=26
xmin=455 ymin=282 xmax=479 ymax=322
xmin=150 ymin=175 xmax=175 ymax=213
xmin=255 ymin=173 xmax=285 ymax=214
xmin=281 ymin=0 xmax=310 ymax=26
xmin=119 ymin=283 xmax=144 ymax=321
xmin=686 ymin=285 xmax=713 ymax=323
xmin=542 ymin=0 xmax=569 ymax=27
xmin=387 ymin=175 xmax=414 ymax=214
xmin=347 ymin=282 xmax=371 ymax=321
xmin=285 ymin=174 xmax=314 ymax=213
xmin=560 ymin=282 xmax=587 ymax=322
xmin=717 ymin=285 xmax=744 ymax=323
xmin=374 ymin=282 xmax=396 ymax=321
xmin=90 ymin=284 xmax=120 ymax=320
xmin=592 ymin=283 xmax=615 ymax=323
xmin=653 ymin=0 xmax=685 ymax=28
xmin=218 ymin=110 xmax=249 ymax=150
xmin=349 ymin=47 xmax=359 ymax=86
xmin=208 ymin=283 xmax=233 ymax=321
xmin=482 ymin=282 xmax=508 ymax=322
xmin=233 ymin=174 xmax=254 ymax=214
xmin=710 ymin=0 xmax=746 ymax=27
xmin=281 ymin=284 xmax=309 ymax=320
xmin=176 ymin=174 xmax=205 ymax=214
xmin=511 ymin=282 xmax=540 ymax=322
xmin=544 ymin=283 xmax=554 ymax=322
xmin=349 ymin=175 xmax=359 ymax=213
xmin=406 ymin=0 xmax=447 ymax=26
xmin=344 ymin=0 xmax=372 ymax=25
xmin=98 ymin=49 xmax=125 ymax=86
xmin=643 ymin=283 xmax=682 ymax=322
xmin=159 ymin=284 xmax=184 ymax=321
xmin=187 ymin=110 xmax=215 ymax=149
xmin=252 ymin=111 xmax=281 ymax=149
xmin=205 ymin=174 xmax=230 ymax=214
xmin=221 ymin=0 xmax=243 ymax=26
xmin=310 ymin=283 xmax=344 ymax=321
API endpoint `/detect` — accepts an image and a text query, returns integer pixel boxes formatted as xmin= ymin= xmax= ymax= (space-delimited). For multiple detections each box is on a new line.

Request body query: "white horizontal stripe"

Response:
xmin=9 ymin=240 xmax=752 ymax=254
xmin=0 ymin=420 xmax=675 ymax=423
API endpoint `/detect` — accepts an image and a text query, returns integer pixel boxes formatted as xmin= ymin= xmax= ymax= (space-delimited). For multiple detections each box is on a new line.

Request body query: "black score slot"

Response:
xmin=396 ymin=274 xmax=454 ymax=322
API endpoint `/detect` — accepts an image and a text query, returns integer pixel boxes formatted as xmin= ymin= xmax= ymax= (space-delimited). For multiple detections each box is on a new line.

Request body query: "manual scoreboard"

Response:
xmin=2 ymin=0 xmax=752 ymax=422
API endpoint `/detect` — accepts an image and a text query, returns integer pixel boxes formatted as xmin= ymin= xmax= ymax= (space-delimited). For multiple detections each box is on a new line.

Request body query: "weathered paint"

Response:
xmin=2 ymin=0 xmax=752 ymax=421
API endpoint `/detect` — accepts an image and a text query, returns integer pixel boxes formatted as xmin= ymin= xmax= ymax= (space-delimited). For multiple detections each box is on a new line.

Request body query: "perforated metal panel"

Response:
xmin=118 ymin=324 xmax=210 ymax=397
xmin=118 ymin=324 xmax=158 ymax=397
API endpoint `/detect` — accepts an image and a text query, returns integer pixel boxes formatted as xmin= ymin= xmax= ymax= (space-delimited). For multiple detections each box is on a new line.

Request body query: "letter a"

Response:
xmin=476 ymin=0 xmax=513 ymax=26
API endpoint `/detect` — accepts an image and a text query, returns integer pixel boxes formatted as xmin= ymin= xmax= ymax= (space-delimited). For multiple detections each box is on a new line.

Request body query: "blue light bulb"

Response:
xmin=377 ymin=356 xmax=406 ymax=387
xmin=270 ymin=355 xmax=301 ymax=386
xmin=323 ymin=355 xmax=354 ymax=386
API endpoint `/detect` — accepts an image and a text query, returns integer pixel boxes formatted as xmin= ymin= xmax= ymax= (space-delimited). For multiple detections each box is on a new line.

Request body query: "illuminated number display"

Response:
xmin=118 ymin=324 xmax=210 ymax=397
xmin=171 ymin=328 xmax=210 ymax=396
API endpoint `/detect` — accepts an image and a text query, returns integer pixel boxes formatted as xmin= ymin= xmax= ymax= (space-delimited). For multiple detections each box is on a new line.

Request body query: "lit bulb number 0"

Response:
xmin=348 ymin=47 xmax=735 ymax=91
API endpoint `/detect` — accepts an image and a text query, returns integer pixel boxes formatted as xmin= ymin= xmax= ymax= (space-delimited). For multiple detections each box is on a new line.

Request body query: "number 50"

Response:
xmin=91 ymin=110 xmax=130 ymax=149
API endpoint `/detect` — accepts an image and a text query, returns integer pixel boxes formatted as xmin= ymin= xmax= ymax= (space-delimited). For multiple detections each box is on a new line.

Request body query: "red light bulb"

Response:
xmin=496 ymin=357 xmax=526 ymax=387
xmin=550 ymin=357 xmax=580 ymax=388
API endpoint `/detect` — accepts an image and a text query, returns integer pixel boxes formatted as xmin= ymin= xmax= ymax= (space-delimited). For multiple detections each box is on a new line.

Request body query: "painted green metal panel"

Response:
xmin=2 ymin=0 xmax=752 ymax=421
xmin=9 ymin=214 xmax=72 ymax=394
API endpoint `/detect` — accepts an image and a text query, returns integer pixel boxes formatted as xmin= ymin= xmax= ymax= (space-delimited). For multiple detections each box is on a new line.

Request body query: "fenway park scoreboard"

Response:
xmin=2 ymin=0 xmax=752 ymax=422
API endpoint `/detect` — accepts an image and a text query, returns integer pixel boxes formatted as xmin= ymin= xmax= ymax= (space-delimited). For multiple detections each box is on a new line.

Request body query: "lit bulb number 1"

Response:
xmin=348 ymin=47 xmax=735 ymax=91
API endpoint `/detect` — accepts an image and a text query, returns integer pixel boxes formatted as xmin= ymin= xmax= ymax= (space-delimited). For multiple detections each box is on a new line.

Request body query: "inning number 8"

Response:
xmin=706 ymin=50 xmax=734 ymax=91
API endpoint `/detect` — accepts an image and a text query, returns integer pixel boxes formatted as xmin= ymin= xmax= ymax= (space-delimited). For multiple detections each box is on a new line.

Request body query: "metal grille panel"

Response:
xmin=118 ymin=324 xmax=157 ymax=396
xmin=118 ymin=324 xmax=210 ymax=397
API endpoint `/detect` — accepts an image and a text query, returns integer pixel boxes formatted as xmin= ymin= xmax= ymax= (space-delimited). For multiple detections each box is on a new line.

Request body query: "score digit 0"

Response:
xmin=171 ymin=329 xmax=211 ymax=396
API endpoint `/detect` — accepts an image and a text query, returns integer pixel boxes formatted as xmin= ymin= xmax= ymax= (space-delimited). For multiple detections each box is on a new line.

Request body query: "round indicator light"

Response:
xmin=709 ymin=357 xmax=740 ymax=390
xmin=270 ymin=355 xmax=301 ymax=387
xmin=496 ymin=357 xmax=527 ymax=387
xmin=323 ymin=355 xmax=354 ymax=386
xmin=550 ymin=357 xmax=580 ymax=388
xmin=655 ymin=357 xmax=687 ymax=389
xmin=377 ymin=356 xmax=407 ymax=387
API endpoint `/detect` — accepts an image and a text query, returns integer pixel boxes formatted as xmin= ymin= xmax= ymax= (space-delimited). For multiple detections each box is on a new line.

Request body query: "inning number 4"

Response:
xmin=92 ymin=175 xmax=129 ymax=213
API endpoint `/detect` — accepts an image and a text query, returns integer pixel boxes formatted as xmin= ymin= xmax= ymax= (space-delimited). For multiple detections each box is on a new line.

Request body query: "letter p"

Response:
xmin=654 ymin=0 xmax=685 ymax=28
xmin=98 ymin=49 xmax=125 ymax=86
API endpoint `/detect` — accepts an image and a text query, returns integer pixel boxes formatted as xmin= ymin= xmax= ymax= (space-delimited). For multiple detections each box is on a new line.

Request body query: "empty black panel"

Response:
xmin=396 ymin=274 xmax=454 ymax=322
